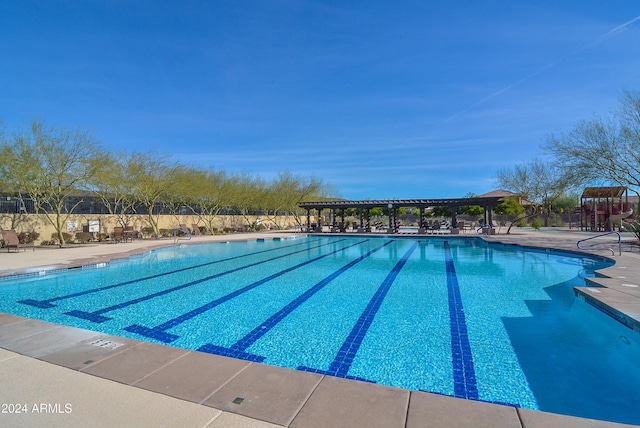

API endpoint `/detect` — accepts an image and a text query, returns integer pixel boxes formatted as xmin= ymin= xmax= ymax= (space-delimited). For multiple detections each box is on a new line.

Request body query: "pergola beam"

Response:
xmin=300 ymin=196 xmax=504 ymax=233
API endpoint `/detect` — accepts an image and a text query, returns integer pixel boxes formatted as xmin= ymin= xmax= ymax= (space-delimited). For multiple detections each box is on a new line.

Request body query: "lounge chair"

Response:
xmin=124 ymin=225 xmax=135 ymax=242
xmin=113 ymin=226 xmax=125 ymax=243
xmin=191 ymin=224 xmax=202 ymax=236
xmin=1 ymin=229 xmax=35 ymax=252
xmin=464 ymin=221 xmax=474 ymax=233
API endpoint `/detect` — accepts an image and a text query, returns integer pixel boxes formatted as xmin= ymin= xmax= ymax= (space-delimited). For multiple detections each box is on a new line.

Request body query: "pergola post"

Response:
xmin=393 ymin=207 xmax=398 ymax=233
xmin=451 ymin=205 xmax=459 ymax=234
xmin=332 ymin=208 xmax=337 ymax=230
xmin=482 ymin=205 xmax=495 ymax=235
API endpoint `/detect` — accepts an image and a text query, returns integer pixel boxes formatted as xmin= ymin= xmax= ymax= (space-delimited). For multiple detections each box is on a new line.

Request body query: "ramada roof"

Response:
xmin=581 ymin=186 xmax=627 ymax=199
xmin=477 ymin=189 xmax=519 ymax=198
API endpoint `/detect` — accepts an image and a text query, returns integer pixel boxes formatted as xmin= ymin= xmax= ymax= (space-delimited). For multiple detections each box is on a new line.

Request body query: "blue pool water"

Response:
xmin=1 ymin=236 xmax=639 ymax=424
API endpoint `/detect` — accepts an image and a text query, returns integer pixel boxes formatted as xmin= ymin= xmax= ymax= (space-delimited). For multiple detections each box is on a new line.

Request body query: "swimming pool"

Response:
xmin=1 ymin=236 xmax=639 ymax=424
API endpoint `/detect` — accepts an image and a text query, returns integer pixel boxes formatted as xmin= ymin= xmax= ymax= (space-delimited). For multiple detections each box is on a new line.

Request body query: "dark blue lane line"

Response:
xmin=64 ymin=238 xmax=346 ymax=323
xmin=443 ymin=241 xmax=479 ymax=400
xmin=298 ymin=241 xmax=419 ymax=378
xmin=124 ymin=239 xmax=371 ymax=343
xmin=18 ymin=238 xmax=320 ymax=309
xmin=197 ymin=240 xmax=395 ymax=362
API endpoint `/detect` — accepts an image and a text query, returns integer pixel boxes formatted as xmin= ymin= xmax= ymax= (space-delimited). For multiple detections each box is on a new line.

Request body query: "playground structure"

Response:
xmin=580 ymin=186 xmax=635 ymax=232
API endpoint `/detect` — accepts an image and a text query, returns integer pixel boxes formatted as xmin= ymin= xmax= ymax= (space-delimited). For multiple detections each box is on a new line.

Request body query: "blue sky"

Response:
xmin=1 ymin=1 xmax=639 ymax=199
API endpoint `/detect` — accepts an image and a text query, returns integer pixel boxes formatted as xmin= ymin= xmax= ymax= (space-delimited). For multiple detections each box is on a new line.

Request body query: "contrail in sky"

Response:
xmin=588 ymin=14 xmax=640 ymax=46
xmin=354 ymin=14 xmax=640 ymax=170
xmin=443 ymin=14 xmax=640 ymax=124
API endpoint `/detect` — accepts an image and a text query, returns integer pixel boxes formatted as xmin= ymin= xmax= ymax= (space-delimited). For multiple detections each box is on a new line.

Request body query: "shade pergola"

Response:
xmin=299 ymin=196 xmax=504 ymax=234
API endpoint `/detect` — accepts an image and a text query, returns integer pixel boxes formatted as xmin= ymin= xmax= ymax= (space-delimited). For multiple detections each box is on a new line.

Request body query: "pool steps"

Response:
xmin=576 ymin=276 xmax=640 ymax=333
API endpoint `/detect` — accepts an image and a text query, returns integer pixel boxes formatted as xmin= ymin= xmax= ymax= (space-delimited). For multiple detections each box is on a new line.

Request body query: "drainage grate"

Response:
xmin=89 ymin=339 xmax=124 ymax=350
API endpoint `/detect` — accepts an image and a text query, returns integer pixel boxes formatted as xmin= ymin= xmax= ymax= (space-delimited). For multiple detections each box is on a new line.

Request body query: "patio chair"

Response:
xmin=124 ymin=225 xmax=135 ymax=242
xmin=113 ymin=227 xmax=125 ymax=243
xmin=464 ymin=222 xmax=474 ymax=234
xmin=2 ymin=229 xmax=35 ymax=252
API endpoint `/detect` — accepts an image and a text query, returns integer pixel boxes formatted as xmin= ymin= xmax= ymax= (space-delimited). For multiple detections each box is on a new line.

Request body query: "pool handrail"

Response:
xmin=173 ymin=227 xmax=192 ymax=244
xmin=476 ymin=224 xmax=492 ymax=234
xmin=577 ymin=231 xmax=621 ymax=256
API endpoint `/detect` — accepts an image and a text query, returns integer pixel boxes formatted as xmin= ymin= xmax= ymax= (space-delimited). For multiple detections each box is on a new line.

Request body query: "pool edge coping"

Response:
xmin=0 ymin=313 xmax=633 ymax=428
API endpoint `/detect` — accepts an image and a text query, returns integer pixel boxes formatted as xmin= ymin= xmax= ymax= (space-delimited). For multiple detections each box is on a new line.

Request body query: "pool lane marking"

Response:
xmin=197 ymin=240 xmax=395 ymax=362
xmin=63 ymin=238 xmax=346 ymax=323
xmin=298 ymin=241 xmax=419 ymax=379
xmin=18 ymin=238 xmax=321 ymax=309
xmin=443 ymin=241 xmax=479 ymax=400
xmin=124 ymin=239 xmax=371 ymax=342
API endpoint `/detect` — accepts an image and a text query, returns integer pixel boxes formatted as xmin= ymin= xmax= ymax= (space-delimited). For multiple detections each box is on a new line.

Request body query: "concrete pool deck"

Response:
xmin=0 ymin=229 xmax=638 ymax=427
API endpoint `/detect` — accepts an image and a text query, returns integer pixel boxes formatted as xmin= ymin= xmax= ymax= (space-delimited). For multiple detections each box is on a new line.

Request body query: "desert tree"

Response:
xmin=87 ymin=151 xmax=140 ymax=228
xmin=193 ymin=169 xmax=233 ymax=234
xmin=163 ymin=165 xmax=198 ymax=222
xmin=0 ymin=124 xmax=30 ymax=230
xmin=127 ymin=151 xmax=178 ymax=238
xmin=545 ymin=89 xmax=640 ymax=196
xmin=0 ymin=120 xmax=101 ymax=246
xmin=227 ymin=173 xmax=267 ymax=231
xmin=260 ymin=172 xmax=324 ymax=229
xmin=493 ymin=197 xmax=526 ymax=234
xmin=166 ymin=166 xmax=231 ymax=233
xmin=496 ymin=158 xmax=572 ymax=228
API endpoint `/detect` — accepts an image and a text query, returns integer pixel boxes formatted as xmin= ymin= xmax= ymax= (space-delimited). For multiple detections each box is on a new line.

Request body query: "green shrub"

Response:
xmin=75 ymin=231 xmax=93 ymax=243
xmin=17 ymin=231 xmax=40 ymax=244
xmin=531 ymin=218 xmax=542 ymax=230
xmin=50 ymin=232 xmax=74 ymax=245
xmin=159 ymin=228 xmax=173 ymax=238
xmin=139 ymin=226 xmax=154 ymax=238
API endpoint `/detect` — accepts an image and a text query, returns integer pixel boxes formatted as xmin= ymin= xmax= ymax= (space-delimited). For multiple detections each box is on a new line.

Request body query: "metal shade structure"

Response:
xmin=299 ymin=196 xmax=505 ymax=234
